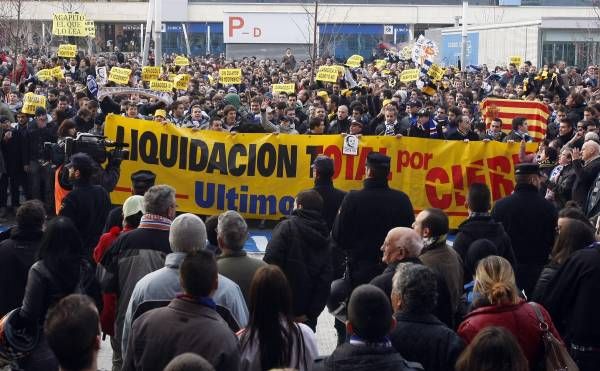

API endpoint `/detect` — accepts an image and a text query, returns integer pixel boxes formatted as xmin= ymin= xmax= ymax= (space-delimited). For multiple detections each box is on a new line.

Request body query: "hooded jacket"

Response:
xmin=452 ymin=215 xmax=516 ymax=273
xmin=264 ymin=208 xmax=333 ymax=320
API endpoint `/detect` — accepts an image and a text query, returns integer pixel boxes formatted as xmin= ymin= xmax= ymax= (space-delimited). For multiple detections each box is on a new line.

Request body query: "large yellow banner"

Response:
xmin=105 ymin=115 xmax=536 ymax=228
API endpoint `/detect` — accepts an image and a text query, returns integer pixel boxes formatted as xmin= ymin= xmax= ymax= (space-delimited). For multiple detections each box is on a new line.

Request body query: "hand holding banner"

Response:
xmin=108 ymin=67 xmax=132 ymax=85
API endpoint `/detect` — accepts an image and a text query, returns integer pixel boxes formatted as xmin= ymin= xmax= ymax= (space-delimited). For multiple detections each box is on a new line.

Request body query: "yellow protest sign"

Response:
xmin=150 ymin=80 xmax=174 ymax=92
xmin=346 ymin=54 xmax=364 ymax=68
xmin=57 ymin=44 xmax=77 ymax=58
xmin=509 ymin=56 xmax=523 ymax=66
xmin=174 ymin=56 xmax=189 ymax=66
xmin=51 ymin=66 xmax=64 ymax=80
xmin=400 ymin=69 xmax=419 ymax=83
xmin=316 ymin=66 xmax=339 ymax=83
xmin=400 ymin=46 xmax=412 ymax=60
xmin=219 ymin=69 xmax=242 ymax=85
xmin=427 ymin=64 xmax=445 ymax=81
xmin=272 ymin=84 xmax=295 ymax=94
xmin=36 ymin=69 xmax=53 ymax=82
xmin=374 ymin=59 xmax=387 ymax=69
xmin=142 ymin=66 xmax=161 ymax=82
xmin=173 ymin=74 xmax=190 ymax=90
xmin=52 ymin=13 xmax=87 ymax=37
xmin=108 ymin=67 xmax=132 ymax=85
xmin=105 ymin=115 xmax=536 ymax=228
xmin=85 ymin=20 xmax=95 ymax=37
xmin=22 ymin=93 xmax=47 ymax=115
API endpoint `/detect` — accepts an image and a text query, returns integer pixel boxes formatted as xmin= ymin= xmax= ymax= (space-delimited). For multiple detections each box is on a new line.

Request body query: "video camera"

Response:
xmin=44 ymin=133 xmax=129 ymax=166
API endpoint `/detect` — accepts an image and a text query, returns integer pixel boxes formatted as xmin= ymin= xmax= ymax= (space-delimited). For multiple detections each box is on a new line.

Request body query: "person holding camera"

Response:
xmin=58 ymin=153 xmax=112 ymax=255
xmin=27 ymin=107 xmax=57 ymax=214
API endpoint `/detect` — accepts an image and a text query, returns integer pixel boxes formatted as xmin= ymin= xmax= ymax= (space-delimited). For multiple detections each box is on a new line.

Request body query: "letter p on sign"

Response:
xmin=229 ymin=16 xmax=244 ymax=37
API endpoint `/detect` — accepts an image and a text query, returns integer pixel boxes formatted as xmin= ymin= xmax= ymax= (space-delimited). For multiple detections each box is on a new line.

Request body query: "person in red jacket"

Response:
xmin=458 ymin=255 xmax=562 ymax=369
xmin=93 ymin=195 xmax=144 ymax=338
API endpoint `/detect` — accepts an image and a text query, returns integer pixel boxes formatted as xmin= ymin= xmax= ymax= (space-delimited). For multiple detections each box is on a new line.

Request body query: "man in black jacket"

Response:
xmin=571 ymin=140 xmax=600 ymax=207
xmin=332 ymin=152 xmax=415 ymax=288
xmin=453 ymin=183 xmax=516 ymax=273
xmin=312 ymin=155 xmax=346 ymax=279
xmin=491 ymin=163 xmax=557 ymax=296
xmin=314 ymin=284 xmax=423 ymax=371
xmin=389 ymin=263 xmax=464 ymax=371
xmin=27 ymin=107 xmax=57 ymax=213
xmin=264 ymin=189 xmax=332 ymax=331
xmin=59 ymin=153 xmax=112 ymax=255
xmin=445 ymin=115 xmax=480 ymax=141
xmin=0 ymin=200 xmax=45 ymax=316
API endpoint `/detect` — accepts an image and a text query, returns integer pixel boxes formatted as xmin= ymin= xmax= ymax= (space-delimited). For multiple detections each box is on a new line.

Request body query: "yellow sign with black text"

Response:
xmin=108 ymin=67 xmax=132 ymax=85
xmin=219 ymin=69 xmax=242 ymax=85
xmin=52 ymin=13 xmax=87 ymax=36
xmin=57 ymin=44 xmax=77 ymax=58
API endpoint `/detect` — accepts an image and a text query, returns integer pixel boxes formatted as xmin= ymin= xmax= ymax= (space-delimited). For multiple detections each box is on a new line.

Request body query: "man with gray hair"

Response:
xmin=370 ymin=227 xmax=423 ymax=299
xmin=216 ymin=211 xmax=266 ymax=304
xmin=370 ymin=227 xmax=454 ymax=328
xmin=122 ymin=213 xmax=248 ymax=359
xmin=100 ymin=184 xmax=177 ymax=371
xmin=389 ymin=263 xmax=464 ymax=371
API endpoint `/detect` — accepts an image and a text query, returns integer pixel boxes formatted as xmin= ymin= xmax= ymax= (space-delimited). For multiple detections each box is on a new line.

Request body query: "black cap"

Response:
xmin=408 ymin=100 xmax=423 ymax=108
xmin=131 ymin=170 xmax=156 ymax=193
xmin=34 ymin=107 xmax=47 ymax=117
xmin=366 ymin=152 xmax=391 ymax=169
xmin=66 ymin=153 xmax=94 ymax=177
xmin=515 ymin=163 xmax=542 ymax=176
xmin=279 ymin=115 xmax=291 ymax=123
xmin=350 ymin=119 xmax=363 ymax=127
xmin=312 ymin=155 xmax=334 ymax=176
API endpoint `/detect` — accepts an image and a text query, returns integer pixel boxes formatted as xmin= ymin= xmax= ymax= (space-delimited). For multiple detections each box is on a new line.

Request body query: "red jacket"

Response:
xmin=458 ymin=300 xmax=562 ymax=368
xmin=93 ymin=225 xmax=134 ymax=337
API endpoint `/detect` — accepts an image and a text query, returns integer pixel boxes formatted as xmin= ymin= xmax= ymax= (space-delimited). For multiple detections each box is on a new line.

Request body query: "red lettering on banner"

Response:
xmin=487 ymin=156 xmax=514 ymax=200
xmin=229 ymin=17 xmax=244 ymax=37
xmin=396 ymin=150 xmax=433 ymax=173
xmin=324 ymin=145 xmax=342 ymax=179
xmin=425 ymin=156 xmax=515 ymax=211
xmin=425 ymin=167 xmax=452 ymax=209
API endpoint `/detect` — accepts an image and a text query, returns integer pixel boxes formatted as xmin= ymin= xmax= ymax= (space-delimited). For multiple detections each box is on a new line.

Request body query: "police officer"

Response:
xmin=333 ymin=152 xmax=415 ymax=286
xmin=103 ymin=170 xmax=156 ymax=232
xmin=491 ymin=163 xmax=557 ymax=296
xmin=59 ymin=153 xmax=112 ymax=255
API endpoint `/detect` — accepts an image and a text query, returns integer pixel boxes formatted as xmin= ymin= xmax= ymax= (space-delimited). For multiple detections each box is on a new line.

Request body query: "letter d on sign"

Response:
xmin=229 ymin=16 xmax=244 ymax=37
xmin=253 ymin=27 xmax=262 ymax=38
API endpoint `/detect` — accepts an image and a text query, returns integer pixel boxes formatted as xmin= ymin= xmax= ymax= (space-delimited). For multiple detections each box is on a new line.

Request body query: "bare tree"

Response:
xmin=0 ymin=0 xmax=26 ymax=78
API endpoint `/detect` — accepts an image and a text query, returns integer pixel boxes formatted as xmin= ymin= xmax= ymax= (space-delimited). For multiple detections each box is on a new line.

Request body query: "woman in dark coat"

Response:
xmin=4 ymin=217 xmax=101 ymax=371
xmin=531 ymin=215 xmax=595 ymax=302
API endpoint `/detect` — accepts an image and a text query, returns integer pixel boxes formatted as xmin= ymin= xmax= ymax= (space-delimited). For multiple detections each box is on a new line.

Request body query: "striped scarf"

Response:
xmin=139 ymin=214 xmax=172 ymax=231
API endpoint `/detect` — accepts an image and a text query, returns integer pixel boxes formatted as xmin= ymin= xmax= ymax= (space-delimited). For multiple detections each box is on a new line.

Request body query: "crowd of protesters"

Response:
xmin=0 ymin=45 xmax=599 ymax=371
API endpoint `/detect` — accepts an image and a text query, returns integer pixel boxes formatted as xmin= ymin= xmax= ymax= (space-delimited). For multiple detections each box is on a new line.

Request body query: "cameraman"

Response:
xmin=58 ymin=153 xmax=111 ymax=255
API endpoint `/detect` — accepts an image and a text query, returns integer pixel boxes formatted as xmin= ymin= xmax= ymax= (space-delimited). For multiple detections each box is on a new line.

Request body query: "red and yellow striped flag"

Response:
xmin=481 ymin=98 xmax=549 ymax=141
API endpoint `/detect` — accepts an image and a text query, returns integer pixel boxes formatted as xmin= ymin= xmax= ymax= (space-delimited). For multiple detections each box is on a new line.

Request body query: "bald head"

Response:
xmin=381 ymin=227 xmax=423 ymax=264
xmin=582 ymin=140 xmax=600 ymax=162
